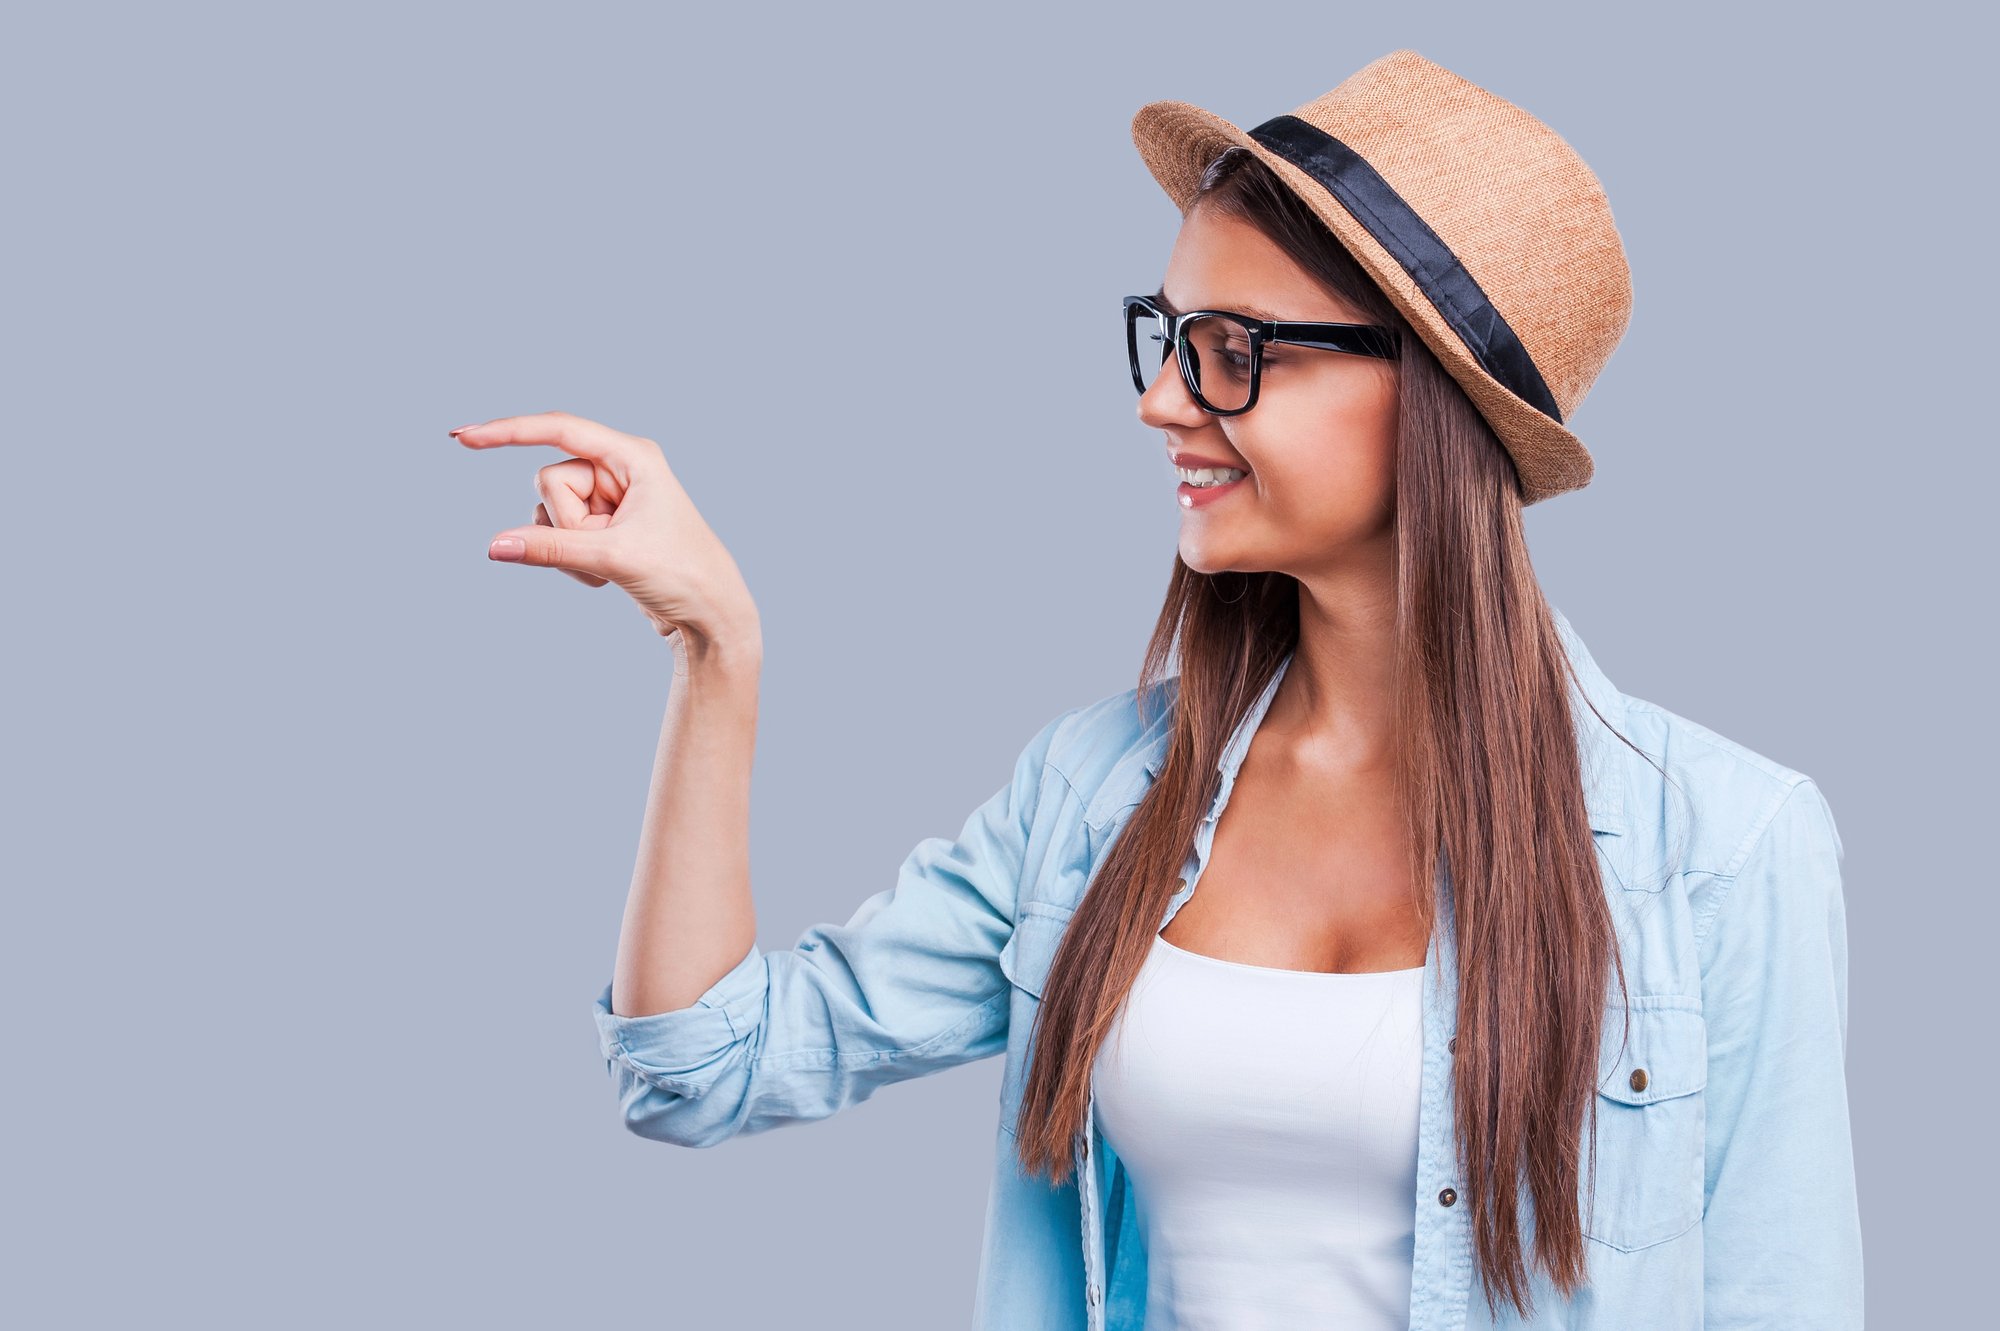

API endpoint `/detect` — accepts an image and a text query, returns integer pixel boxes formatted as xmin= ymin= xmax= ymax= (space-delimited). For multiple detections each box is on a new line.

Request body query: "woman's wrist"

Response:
xmin=671 ymin=603 xmax=764 ymax=680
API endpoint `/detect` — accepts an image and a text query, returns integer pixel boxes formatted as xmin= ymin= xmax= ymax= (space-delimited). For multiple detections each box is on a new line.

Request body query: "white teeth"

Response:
xmin=1176 ymin=466 xmax=1246 ymax=488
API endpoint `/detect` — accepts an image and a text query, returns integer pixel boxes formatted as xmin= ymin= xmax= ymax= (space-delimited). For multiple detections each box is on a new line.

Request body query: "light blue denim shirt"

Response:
xmin=594 ymin=615 xmax=1862 ymax=1330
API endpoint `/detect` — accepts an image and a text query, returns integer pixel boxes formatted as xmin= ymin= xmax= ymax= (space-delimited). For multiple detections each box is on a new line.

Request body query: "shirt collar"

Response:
xmin=1135 ymin=659 xmax=1290 ymax=785
xmin=1553 ymin=609 xmax=1629 ymax=836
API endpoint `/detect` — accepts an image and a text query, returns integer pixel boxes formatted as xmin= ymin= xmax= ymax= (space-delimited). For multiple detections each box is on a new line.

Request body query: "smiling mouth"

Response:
xmin=1176 ymin=466 xmax=1247 ymax=488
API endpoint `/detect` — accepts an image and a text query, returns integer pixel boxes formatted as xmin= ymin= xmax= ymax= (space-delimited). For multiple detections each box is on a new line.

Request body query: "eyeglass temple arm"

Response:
xmin=1263 ymin=320 xmax=1399 ymax=359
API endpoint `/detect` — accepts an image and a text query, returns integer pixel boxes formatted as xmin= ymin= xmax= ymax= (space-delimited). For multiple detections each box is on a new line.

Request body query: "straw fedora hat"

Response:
xmin=1132 ymin=50 xmax=1630 ymax=503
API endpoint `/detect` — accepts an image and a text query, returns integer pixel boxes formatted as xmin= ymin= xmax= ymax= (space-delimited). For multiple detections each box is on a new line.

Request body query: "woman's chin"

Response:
xmin=1177 ymin=537 xmax=1243 ymax=577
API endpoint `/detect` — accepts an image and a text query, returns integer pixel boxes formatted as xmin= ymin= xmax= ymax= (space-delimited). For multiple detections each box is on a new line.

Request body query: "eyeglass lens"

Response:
xmin=1129 ymin=307 xmax=1171 ymax=394
xmin=1127 ymin=305 xmax=1258 ymax=413
xmin=1176 ymin=315 xmax=1255 ymax=412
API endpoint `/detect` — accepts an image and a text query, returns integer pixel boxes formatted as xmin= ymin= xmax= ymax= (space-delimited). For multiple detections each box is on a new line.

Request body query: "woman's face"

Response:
xmin=1140 ymin=204 xmax=1400 ymax=579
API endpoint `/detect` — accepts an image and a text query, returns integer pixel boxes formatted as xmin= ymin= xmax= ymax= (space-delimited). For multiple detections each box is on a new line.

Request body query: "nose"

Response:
xmin=1137 ymin=348 xmax=1211 ymax=431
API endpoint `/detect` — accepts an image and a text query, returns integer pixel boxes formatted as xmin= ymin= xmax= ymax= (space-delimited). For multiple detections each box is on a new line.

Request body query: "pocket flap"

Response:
xmin=998 ymin=903 xmax=1073 ymax=1001
xmin=1597 ymin=1001 xmax=1707 ymax=1105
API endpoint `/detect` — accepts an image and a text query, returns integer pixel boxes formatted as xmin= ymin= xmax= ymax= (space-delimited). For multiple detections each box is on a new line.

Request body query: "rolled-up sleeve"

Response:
xmin=1697 ymin=780 xmax=1862 ymax=1328
xmin=592 ymin=711 xmax=1067 ymax=1147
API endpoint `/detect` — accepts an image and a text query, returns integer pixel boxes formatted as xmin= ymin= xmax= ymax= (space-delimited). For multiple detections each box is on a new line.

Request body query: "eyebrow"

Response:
xmin=1151 ymin=288 xmax=1286 ymax=323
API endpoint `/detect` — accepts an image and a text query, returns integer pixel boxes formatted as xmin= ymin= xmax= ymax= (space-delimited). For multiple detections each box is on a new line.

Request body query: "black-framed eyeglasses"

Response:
xmin=1124 ymin=294 xmax=1398 ymax=416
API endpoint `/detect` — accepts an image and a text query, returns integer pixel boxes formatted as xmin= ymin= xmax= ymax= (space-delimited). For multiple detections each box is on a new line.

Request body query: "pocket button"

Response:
xmin=1629 ymin=1068 xmax=1649 ymax=1092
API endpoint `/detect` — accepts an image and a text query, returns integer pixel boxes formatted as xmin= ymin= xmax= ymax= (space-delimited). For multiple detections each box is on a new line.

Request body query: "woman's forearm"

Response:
xmin=613 ymin=625 xmax=763 ymax=1017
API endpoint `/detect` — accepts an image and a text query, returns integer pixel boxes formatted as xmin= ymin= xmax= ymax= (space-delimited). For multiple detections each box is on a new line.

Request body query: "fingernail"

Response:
xmin=449 ymin=424 xmax=478 ymax=436
xmin=488 ymin=537 xmax=526 ymax=562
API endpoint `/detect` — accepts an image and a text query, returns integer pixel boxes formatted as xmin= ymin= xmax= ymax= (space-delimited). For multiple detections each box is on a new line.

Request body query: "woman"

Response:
xmin=456 ymin=52 xmax=1860 ymax=1331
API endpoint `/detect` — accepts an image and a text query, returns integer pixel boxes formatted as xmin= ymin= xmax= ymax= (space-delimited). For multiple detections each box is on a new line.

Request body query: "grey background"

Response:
xmin=2 ymin=1 xmax=1989 ymax=1326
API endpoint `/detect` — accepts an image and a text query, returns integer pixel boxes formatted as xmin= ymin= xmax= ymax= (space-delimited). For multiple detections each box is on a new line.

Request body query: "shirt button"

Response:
xmin=1439 ymin=1188 xmax=1458 ymax=1207
xmin=1448 ymin=1037 xmax=1458 ymax=1055
xmin=1086 ymin=1282 xmax=1102 ymax=1306
xmin=1629 ymin=1068 xmax=1649 ymax=1092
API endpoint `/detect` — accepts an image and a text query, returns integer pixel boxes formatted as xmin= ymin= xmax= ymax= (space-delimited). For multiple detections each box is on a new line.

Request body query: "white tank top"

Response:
xmin=1092 ymin=935 xmax=1425 ymax=1331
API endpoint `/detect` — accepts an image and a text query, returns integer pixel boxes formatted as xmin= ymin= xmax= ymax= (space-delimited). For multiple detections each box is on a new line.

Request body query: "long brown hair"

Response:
xmin=1014 ymin=148 xmax=1622 ymax=1314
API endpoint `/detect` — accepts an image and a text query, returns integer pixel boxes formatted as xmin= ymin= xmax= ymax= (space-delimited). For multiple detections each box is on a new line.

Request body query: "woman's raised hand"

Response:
xmin=455 ymin=412 xmax=759 ymax=650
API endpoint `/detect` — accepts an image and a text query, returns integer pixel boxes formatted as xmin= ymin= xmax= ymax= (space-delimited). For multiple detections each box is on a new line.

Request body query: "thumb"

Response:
xmin=487 ymin=524 xmax=616 ymax=578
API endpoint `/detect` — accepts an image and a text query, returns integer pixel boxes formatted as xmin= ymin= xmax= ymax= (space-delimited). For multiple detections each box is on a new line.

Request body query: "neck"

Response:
xmin=1267 ymin=540 xmax=1398 ymax=759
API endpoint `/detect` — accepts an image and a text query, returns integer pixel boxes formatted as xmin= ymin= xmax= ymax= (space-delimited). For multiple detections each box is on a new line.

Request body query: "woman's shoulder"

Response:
xmin=1592 ymin=689 xmax=1843 ymax=940
xmin=1558 ymin=614 xmax=1840 ymax=899
xmin=1033 ymin=679 xmax=1178 ymax=814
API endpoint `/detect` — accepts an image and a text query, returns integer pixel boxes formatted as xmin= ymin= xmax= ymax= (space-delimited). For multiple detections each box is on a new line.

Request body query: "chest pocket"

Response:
xmin=1585 ymin=1000 xmax=1707 ymax=1253
xmin=996 ymin=903 xmax=1074 ymax=1128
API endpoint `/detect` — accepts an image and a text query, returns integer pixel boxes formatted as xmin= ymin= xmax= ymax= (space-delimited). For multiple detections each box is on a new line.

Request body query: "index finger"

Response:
xmin=451 ymin=412 xmax=652 ymax=471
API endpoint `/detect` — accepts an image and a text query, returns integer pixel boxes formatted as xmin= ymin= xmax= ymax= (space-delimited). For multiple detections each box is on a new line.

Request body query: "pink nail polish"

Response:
xmin=488 ymin=537 xmax=526 ymax=562
xmin=449 ymin=424 xmax=478 ymax=436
